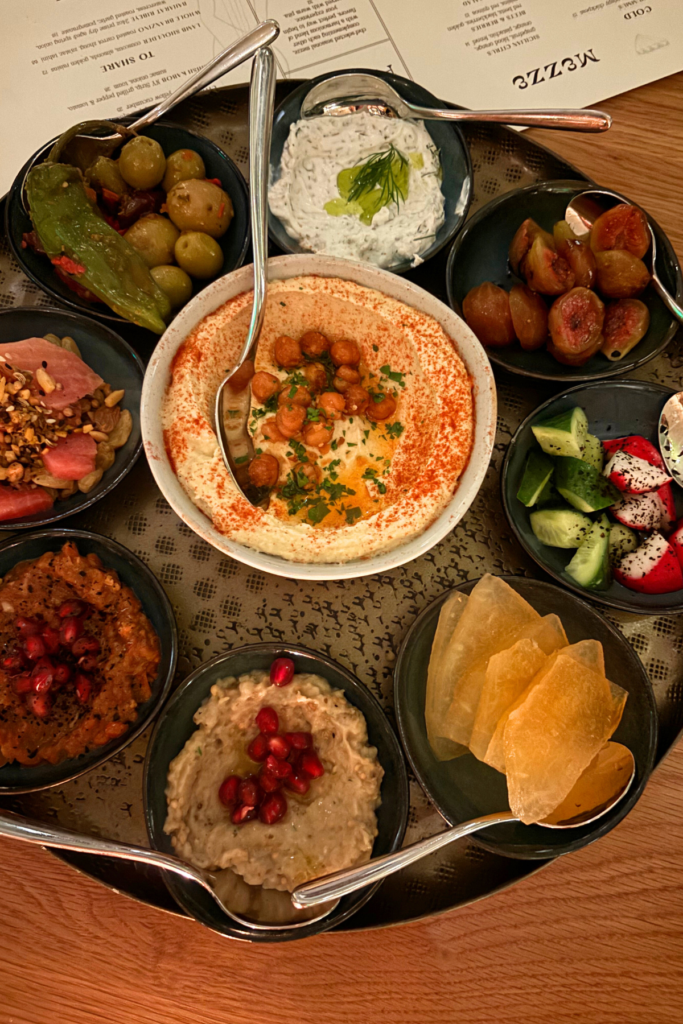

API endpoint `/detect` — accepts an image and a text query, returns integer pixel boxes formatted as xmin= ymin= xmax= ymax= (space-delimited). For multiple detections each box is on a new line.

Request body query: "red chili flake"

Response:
xmin=50 ymin=255 xmax=86 ymax=275
xmin=84 ymin=186 xmax=97 ymax=203
xmin=218 ymin=202 xmax=225 ymax=219
xmin=101 ymin=187 xmax=120 ymax=203
xmin=205 ymin=177 xmax=222 ymax=187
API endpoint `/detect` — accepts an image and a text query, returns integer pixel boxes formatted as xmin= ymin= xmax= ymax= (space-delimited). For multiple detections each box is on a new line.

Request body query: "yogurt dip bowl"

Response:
xmin=141 ymin=254 xmax=496 ymax=581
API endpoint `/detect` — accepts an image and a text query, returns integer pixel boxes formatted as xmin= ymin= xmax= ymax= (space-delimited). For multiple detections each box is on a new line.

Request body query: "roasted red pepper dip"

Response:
xmin=0 ymin=542 xmax=160 ymax=766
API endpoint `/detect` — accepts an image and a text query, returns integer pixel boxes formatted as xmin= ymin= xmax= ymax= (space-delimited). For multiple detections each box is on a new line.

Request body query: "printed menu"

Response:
xmin=2 ymin=0 xmax=683 ymax=195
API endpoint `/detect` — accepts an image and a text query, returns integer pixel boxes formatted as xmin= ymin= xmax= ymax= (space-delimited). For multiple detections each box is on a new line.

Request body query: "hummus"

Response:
xmin=164 ymin=670 xmax=383 ymax=892
xmin=163 ymin=275 xmax=474 ymax=563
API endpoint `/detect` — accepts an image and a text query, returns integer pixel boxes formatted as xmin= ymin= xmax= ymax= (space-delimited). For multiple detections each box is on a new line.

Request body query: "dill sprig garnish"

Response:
xmin=347 ymin=144 xmax=409 ymax=210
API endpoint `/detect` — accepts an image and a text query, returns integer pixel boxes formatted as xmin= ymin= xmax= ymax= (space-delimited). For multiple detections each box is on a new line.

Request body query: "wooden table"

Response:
xmin=2 ymin=73 xmax=683 ymax=1024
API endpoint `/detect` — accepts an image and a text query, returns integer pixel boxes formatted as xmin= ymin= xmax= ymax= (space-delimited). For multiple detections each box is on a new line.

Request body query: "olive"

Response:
xmin=166 ymin=179 xmax=233 ymax=238
xmin=162 ymin=149 xmax=206 ymax=192
xmin=174 ymin=232 xmax=223 ymax=279
xmin=150 ymin=265 xmax=193 ymax=310
xmin=125 ymin=214 xmax=179 ymax=268
xmin=118 ymin=135 xmax=166 ymax=190
xmin=87 ymin=156 xmax=128 ymax=196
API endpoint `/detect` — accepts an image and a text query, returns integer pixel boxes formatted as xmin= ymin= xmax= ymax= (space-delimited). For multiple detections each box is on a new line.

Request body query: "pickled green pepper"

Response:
xmin=25 ymin=163 xmax=171 ymax=333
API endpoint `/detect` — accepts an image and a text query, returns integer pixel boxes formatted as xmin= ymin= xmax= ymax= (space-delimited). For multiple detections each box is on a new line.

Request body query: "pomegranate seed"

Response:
xmin=41 ymin=626 xmax=61 ymax=655
xmin=267 ymin=734 xmax=291 ymax=759
xmin=259 ymin=792 xmax=287 ymax=825
xmin=26 ymin=692 xmax=51 ymax=718
xmin=285 ymin=772 xmax=310 ymax=795
xmin=285 ymin=731 xmax=312 ymax=750
xmin=60 ymin=617 xmax=84 ymax=646
xmin=2 ymin=647 xmax=27 ymax=674
xmin=270 ymin=657 xmax=295 ymax=687
xmin=74 ymin=673 xmax=92 ymax=703
xmin=255 ymin=706 xmax=279 ymax=734
xmin=299 ymin=751 xmax=325 ymax=778
xmin=24 ymin=635 xmax=46 ymax=661
xmin=53 ymin=662 xmax=72 ymax=687
xmin=258 ymin=769 xmax=283 ymax=793
xmin=57 ymin=599 xmax=87 ymax=619
xmin=247 ymin=732 xmax=269 ymax=762
xmin=264 ymin=754 xmax=292 ymax=780
xmin=231 ymin=803 xmax=256 ymax=825
xmin=72 ymin=635 xmax=100 ymax=657
xmin=15 ymin=617 xmax=42 ymax=637
xmin=31 ymin=657 xmax=54 ymax=693
xmin=218 ymin=775 xmax=241 ymax=807
xmin=238 ymin=776 xmax=262 ymax=807
xmin=11 ymin=673 xmax=32 ymax=695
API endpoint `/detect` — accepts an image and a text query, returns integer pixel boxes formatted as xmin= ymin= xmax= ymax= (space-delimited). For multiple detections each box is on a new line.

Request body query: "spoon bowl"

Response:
xmin=659 ymin=391 xmax=683 ymax=488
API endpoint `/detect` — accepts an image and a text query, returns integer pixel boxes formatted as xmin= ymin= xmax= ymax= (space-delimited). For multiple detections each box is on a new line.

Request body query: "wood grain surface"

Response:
xmin=2 ymin=73 xmax=683 ymax=1024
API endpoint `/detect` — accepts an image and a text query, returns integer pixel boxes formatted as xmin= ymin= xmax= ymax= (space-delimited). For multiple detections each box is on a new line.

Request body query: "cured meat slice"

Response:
xmin=0 ymin=485 xmax=54 ymax=522
xmin=0 ymin=337 xmax=102 ymax=411
xmin=42 ymin=433 xmax=97 ymax=481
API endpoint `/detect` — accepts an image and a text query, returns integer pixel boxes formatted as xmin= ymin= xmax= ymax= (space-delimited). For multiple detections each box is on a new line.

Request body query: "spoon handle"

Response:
xmin=292 ymin=811 xmax=517 ymax=908
xmin=407 ymin=105 xmax=611 ymax=132
xmin=651 ymin=275 xmax=683 ymax=322
xmin=129 ymin=20 xmax=279 ymax=133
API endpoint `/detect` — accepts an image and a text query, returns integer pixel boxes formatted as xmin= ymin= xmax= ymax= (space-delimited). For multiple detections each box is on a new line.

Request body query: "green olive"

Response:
xmin=166 ymin=179 xmax=233 ymax=238
xmin=162 ymin=149 xmax=206 ymax=192
xmin=124 ymin=214 xmax=179 ymax=268
xmin=174 ymin=232 xmax=223 ymax=279
xmin=150 ymin=265 xmax=193 ymax=309
xmin=118 ymin=135 xmax=166 ymax=190
xmin=87 ymin=156 xmax=128 ymax=195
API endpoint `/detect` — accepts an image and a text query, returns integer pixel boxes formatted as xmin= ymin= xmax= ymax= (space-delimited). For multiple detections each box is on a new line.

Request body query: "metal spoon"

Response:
xmin=300 ymin=72 xmax=611 ymax=132
xmin=658 ymin=392 xmax=683 ymax=488
xmin=0 ymin=807 xmax=337 ymax=931
xmin=565 ymin=188 xmax=683 ymax=323
xmin=214 ymin=47 xmax=275 ymax=507
xmin=293 ymin=742 xmax=635 ymax=909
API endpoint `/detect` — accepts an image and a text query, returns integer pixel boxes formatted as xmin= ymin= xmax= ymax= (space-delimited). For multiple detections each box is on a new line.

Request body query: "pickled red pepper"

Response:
xmin=25 ymin=163 xmax=171 ymax=333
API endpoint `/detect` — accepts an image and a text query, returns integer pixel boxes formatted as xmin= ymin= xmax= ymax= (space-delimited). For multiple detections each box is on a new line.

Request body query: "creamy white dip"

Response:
xmin=269 ymin=112 xmax=445 ymax=269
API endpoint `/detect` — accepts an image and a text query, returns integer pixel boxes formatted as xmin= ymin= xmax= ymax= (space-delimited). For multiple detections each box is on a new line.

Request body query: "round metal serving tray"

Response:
xmin=1 ymin=82 xmax=682 ymax=934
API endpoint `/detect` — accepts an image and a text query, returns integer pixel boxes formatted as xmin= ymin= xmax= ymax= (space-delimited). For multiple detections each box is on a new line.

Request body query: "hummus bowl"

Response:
xmin=141 ymin=254 xmax=496 ymax=580
xmin=144 ymin=643 xmax=409 ymax=942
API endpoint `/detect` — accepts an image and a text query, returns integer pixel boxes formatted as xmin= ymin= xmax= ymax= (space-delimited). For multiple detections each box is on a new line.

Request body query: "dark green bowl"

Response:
xmin=0 ymin=306 xmax=143 ymax=528
xmin=269 ymin=69 xmax=472 ymax=274
xmin=5 ymin=121 xmax=250 ymax=329
xmin=446 ymin=179 xmax=682 ymax=382
xmin=502 ymin=380 xmax=683 ymax=614
xmin=394 ymin=576 xmax=657 ymax=860
xmin=0 ymin=528 xmax=177 ymax=793
xmin=144 ymin=642 xmax=409 ymax=942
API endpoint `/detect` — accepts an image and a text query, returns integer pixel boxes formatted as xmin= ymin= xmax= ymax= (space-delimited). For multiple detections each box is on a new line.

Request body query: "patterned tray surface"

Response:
xmin=0 ymin=83 xmax=681 ymax=932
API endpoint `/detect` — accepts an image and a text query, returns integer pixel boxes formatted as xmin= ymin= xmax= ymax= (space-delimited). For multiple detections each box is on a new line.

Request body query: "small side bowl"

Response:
xmin=143 ymin=643 xmax=409 ymax=942
xmin=502 ymin=379 xmax=683 ymax=614
xmin=5 ymin=121 xmax=250 ymax=329
xmin=394 ymin=576 xmax=657 ymax=860
xmin=269 ymin=69 xmax=472 ymax=274
xmin=0 ymin=528 xmax=177 ymax=793
xmin=0 ymin=306 xmax=142 ymax=529
xmin=446 ymin=179 xmax=682 ymax=382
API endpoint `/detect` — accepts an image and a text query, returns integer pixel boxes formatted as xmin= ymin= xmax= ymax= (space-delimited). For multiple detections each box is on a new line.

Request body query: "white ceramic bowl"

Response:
xmin=141 ymin=254 xmax=496 ymax=580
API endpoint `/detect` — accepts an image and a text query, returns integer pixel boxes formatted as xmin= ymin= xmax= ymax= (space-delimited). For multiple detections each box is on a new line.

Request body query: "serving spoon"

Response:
xmin=658 ymin=392 xmax=683 ymax=488
xmin=292 ymin=742 xmax=635 ymax=908
xmin=301 ymin=72 xmax=611 ymax=132
xmin=565 ymin=188 xmax=683 ymax=323
xmin=214 ymin=46 xmax=275 ymax=507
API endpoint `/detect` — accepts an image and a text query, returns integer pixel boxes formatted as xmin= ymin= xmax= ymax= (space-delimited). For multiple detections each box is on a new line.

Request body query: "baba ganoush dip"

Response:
xmin=269 ymin=112 xmax=445 ymax=268
xmin=163 ymin=275 xmax=474 ymax=564
xmin=164 ymin=670 xmax=383 ymax=892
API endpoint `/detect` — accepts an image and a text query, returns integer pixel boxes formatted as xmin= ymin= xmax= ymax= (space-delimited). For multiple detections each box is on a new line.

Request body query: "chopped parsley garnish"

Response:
xmin=380 ymin=364 xmax=406 ymax=388
xmin=286 ymin=439 xmax=309 ymax=463
xmin=234 ymin=454 xmax=249 ymax=465
xmin=362 ymin=467 xmax=387 ymax=494
xmin=306 ymin=406 xmax=322 ymax=422
xmin=345 ymin=507 xmax=363 ymax=525
xmin=327 ymin=459 xmax=341 ymax=479
xmin=307 ymin=501 xmax=331 ymax=524
xmin=227 ymin=409 xmax=240 ymax=418
xmin=384 ymin=421 xmax=405 ymax=439
xmin=372 ymin=344 xmax=379 ymax=353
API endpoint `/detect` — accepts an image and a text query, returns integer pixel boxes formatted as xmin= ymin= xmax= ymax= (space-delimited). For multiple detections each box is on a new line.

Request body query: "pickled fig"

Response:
xmin=548 ymin=287 xmax=605 ymax=364
xmin=522 ymin=236 xmax=575 ymax=295
xmin=553 ymin=219 xmax=579 ymax=256
xmin=590 ymin=203 xmax=650 ymax=259
xmin=601 ymin=298 xmax=650 ymax=360
xmin=509 ymin=218 xmax=554 ymax=275
xmin=563 ymin=239 xmax=597 ymax=289
xmin=462 ymin=282 xmax=515 ymax=348
xmin=595 ymin=250 xmax=650 ymax=298
xmin=508 ymin=285 xmax=548 ymax=351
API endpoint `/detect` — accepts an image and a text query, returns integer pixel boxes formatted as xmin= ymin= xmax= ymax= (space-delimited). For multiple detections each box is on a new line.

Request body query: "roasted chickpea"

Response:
xmin=274 ymin=335 xmax=303 ymax=369
xmin=276 ymin=403 xmax=306 ymax=439
xmin=303 ymin=420 xmax=334 ymax=448
xmin=227 ymin=359 xmax=254 ymax=394
xmin=248 ymin=453 xmax=280 ymax=489
xmin=333 ymin=375 xmax=351 ymax=393
xmin=344 ymin=385 xmax=370 ymax=415
xmin=367 ymin=394 xmax=397 ymax=421
xmin=302 ymin=362 xmax=328 ymax=393
xmin=251 ymin=371 xmax=280 ymax=404
xmin=335 ymin=364 xmax=361 ymax=384
xmin=278 ymin=384 xmax=311 ymax=407
xmin=319 ymin=391 xmax=346 ymax=420
xmin=331 ymin=339 xmax=361 ymax=366
xmin=293 ymin=461 xmax=322 ymax=489
xmin=300 ymin=331 xmax=330 ymax=357
xmin=261 ymin=417 xmax=285 ymax=442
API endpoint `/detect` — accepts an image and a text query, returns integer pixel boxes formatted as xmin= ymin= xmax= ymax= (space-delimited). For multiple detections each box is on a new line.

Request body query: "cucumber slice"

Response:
xmin=530 ymin=507 xmax=593 ymax=548
xmin=537 ymin=478 xmax=560 ymax=505
xmin=517 ymin=450 xmax=554 ymax=507
xmin=555 ymin=456 xmax=620 ymax=513
xmin=580 ymin=433 xmax=604 ymax=472
xmin=531 ymin=406 xmax=588 ymax=459
xmin=609 ymin=522 xmax=638 ymax=566
xmin=564 ymin=514 xmax=611 ymax=590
